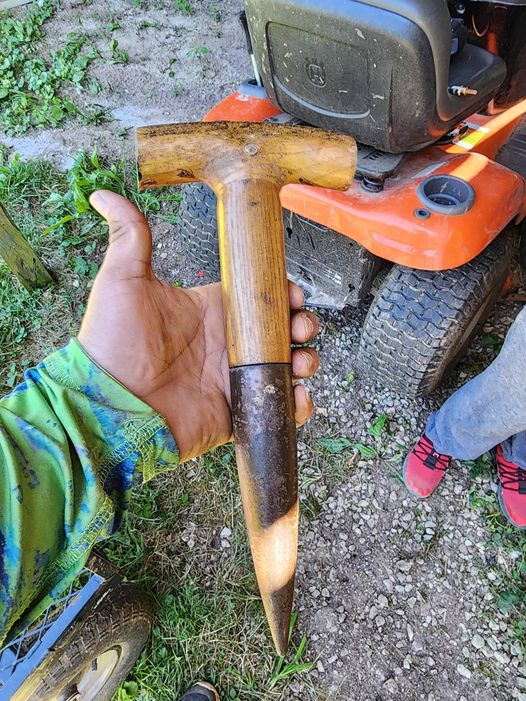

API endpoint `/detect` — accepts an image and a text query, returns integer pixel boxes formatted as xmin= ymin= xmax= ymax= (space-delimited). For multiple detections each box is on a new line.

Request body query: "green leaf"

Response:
xmin=6 ymin=362 xmax=17 ymax=388
xmin=367 ymin=413 xmax=390 ymax=438
xmin=352 ymin=443 xmax=377 ymax=458
xmin=319 ymin=436 xmax=377 ymax=458
xmin=499 ymin=590 xmax=520 ymax=613
xmin=481 ymin=333 xmax=502 ymax=349
xmin=319 ymin=436 xmax=353 ymax=454
xmin=43 ymin=214 xmax=75 ymax=234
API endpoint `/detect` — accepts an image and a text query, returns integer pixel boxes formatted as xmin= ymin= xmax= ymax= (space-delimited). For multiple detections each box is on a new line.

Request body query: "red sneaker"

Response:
xmin=496 ymin=444 xmax=526 ymax=530
xmin=403 ymin=434 xmax=451 ymax=498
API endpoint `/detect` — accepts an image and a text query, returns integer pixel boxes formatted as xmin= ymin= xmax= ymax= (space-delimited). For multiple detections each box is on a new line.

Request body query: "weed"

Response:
xmin=208 ymin=3 xmax=220 ymax=22
xmin=367 ymin=413 xmax=390 ymax=439
xmin=187 ymin=45 xmax=209 ymax=60
xmin=175 ymin=0 xmax=193 ymax=13
xmin=109 ymin=39 xmax=129 ymax=64
xmin=106 ymin=21 xmax=122 ymax=32
xmin=302 ymin=493 xmax=321 ymax=521
xmin=0 ymin=2 xmax=99 ymax=134
xmin=0 ymin=149 xmax=178 ymax=391
xmin=319 ymin=435 xmax=377 ymax=458
xmin=172 ymin=83 xmax=186 ymax=97
xmin=167 ymin=57 xmax=178 ymax=79
xmin=138 ymin=19 xmax=163 ymax=30
xmin=97 ymin=456 xmax=315 ymax=700
xmin=0 ymin=153 xmax=88 ymax=390
xmin=44 ymin=150 xmax=162 ymax=235
xmin=481 ymin=332 xmax=503 ymax=351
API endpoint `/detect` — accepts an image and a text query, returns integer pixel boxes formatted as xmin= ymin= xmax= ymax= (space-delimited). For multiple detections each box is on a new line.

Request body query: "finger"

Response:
xmin=291 ymin=310 xmax=319 ymax=343
xmin=89 ymin=190 xmax=153 ymax=277
xmin=292 ymin=347 xmax=320 ymax=379
xmin=294 ymin=384 xmax=314 ymax=427
xmin=288 ymin=281 xmax=305 ymax=310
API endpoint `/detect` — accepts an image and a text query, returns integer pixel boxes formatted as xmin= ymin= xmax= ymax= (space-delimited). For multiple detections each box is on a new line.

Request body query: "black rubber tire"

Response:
xmin=178 ymin=182 xmax=220 ymax=279
xmin=357 ymin=235 xmax=510 ymax=397
xmin=30 ymin=582 xmax=153 ymax=701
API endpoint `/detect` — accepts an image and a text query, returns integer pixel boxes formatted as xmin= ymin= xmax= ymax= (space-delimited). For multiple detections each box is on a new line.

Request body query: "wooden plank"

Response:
xmin=0 ymin=0 xmax=33 ymax=9
xmin=0 ymin=203 xmax=53 ymax=290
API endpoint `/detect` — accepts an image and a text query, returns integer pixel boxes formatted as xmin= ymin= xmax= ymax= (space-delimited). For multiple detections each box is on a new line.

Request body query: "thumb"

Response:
xmin=90 ymin=190 xmax=153 ymax=277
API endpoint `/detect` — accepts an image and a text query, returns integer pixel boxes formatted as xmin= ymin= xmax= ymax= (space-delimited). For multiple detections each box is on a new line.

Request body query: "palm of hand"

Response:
xmin=79 ymin=191 xmax=319 ymax=462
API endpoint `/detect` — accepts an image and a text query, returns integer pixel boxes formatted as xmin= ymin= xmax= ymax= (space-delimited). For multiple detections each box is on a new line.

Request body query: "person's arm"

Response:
xmin=0 ymin=189 xmax=320 ymax=646
xmin=0 ymin=339 xmax=178 ymax=645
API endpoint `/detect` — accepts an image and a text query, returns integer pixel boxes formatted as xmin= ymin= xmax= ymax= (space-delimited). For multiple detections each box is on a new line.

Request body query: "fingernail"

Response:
xmin=299 ymin=350 xmax=312 ymax=369
xmin=89 ymin=190 xmax=107 ymax=212
xmin=303 ymin=316 xmax=314 ymax=337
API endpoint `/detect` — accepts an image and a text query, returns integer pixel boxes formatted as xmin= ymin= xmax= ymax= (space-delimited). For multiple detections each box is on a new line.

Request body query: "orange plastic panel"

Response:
xmin=281 ymin=150 xmax=525 ymax=270
xmin=203 ymin=92 xmax=526 ymax=270
xmin=203 ymin=91 xmax=282 ymax=123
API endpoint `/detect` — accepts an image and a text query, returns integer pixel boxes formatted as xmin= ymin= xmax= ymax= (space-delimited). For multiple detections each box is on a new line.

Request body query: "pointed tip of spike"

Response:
xmin=262 ymin=576 xmax=295 ymax=657
xmin=230 ymin=364 xmax=299 ymax=659
xmin=274 ymin=635 xmax=289 ymax=659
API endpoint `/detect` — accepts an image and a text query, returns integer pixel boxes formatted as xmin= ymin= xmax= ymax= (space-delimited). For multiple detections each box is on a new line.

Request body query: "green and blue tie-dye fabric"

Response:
xmin=0 ymin=339 xmax=179 ymax=646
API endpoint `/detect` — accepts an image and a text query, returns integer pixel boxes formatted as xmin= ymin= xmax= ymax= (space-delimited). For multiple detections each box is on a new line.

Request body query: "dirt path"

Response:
xmin=2 ymin=2 xmax=525 ymax=700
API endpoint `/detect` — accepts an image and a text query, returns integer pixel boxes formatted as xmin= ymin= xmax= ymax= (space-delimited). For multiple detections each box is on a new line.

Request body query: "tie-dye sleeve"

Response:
xmin=0 ymin=338 xmax=179 ymax=645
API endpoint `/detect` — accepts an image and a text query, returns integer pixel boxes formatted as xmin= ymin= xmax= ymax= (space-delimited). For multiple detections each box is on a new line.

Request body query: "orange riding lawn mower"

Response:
xmin=179 ymin=0 xmax=526 ymax=398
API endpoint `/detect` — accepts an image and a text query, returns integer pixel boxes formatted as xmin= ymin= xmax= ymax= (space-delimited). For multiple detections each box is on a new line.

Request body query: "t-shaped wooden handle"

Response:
xmin=136 ymin=121 xmax=357 ymax=655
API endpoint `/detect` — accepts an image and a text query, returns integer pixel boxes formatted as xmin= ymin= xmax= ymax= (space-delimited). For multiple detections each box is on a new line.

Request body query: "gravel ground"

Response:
xmin=2 ymin=2 xmax=525 ymax=699
xmin=288 ymin=300 xmax=524 ymax=701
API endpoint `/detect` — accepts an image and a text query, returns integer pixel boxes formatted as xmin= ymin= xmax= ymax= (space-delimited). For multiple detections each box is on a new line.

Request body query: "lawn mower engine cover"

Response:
xmin=245 ymin=0 xmax=508 ymax=153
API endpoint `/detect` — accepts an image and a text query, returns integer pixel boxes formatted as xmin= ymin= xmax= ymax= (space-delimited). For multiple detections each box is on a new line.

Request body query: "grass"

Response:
xmin=0 ymin=147 xmax=174 ymax=391
xmin=0 ymin=1 xmax=102 ymax=134
xmin=468 ymin=453 xmax=526 ymax=654
xmin=101 ymin=447 xmax=314 ymax=700
xmin=175 ymin=0 xmax=194 ymax=13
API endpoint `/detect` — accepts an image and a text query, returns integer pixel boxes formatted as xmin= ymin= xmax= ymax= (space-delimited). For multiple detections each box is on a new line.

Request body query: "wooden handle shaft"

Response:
xmin=216 ymin=179 xmax=290 ymax=367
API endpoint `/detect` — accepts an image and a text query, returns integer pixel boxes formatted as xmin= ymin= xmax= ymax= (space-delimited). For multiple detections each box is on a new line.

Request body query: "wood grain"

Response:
xmin=136 ymin=121 xmax=357 ymax=192
xmin=136 ymin=121 xmax=357 ymax=367
xmin=217 ymin=178 xmax=290 ymax=365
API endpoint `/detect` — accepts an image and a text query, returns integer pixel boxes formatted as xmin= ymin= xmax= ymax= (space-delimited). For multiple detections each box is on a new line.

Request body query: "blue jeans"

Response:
xmin=426 ymin=305 xmax=526 ymax=469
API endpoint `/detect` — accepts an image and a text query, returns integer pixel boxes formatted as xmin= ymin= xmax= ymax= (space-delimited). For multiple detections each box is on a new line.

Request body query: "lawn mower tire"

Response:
xmin=29 ymin=581 xmax=153 ymax=701
xmin=178 ymin=184 xmax=510 ymax=399
xmin=358 ymin=235 xmax=510 ymax=398
xmin=178 ymin=182 xmax=221 ymax=279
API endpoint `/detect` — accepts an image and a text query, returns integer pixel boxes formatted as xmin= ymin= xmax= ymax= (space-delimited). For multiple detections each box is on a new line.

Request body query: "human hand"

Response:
xmin=78 ymin=191 xmax=320 ymax=461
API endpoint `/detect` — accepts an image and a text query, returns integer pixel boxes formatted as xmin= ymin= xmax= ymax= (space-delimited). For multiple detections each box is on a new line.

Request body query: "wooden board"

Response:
xmin=0 ymin=203 xmax=53 ymax=290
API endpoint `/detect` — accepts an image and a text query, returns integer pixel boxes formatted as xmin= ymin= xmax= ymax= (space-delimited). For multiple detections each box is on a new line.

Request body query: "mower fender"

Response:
xmin=204 ymin=91 xmax=526 ymax=271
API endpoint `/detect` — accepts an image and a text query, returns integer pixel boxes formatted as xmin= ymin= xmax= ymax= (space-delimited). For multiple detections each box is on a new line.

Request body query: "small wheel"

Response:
xmin=358 ymin=235 xmax=510 ymax=397
xmin=29 ymin=582 xmax=153 ymax=701
xmin=178 ymin=182 xmax=220 ymax=279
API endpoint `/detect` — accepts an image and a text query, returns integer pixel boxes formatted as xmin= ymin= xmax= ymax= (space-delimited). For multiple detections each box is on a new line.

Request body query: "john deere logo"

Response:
xmin=306 ymin=61 xmax=326 ymax=87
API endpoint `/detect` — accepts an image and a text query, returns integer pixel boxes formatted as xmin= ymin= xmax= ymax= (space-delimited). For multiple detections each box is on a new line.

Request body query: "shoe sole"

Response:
xmin=497 ymin=485 xmax=526 ymax=531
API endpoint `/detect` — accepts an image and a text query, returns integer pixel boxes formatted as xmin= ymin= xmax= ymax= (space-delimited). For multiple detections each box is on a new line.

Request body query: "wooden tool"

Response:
xmin=136 ymin=121 xmax=357 ymax=655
